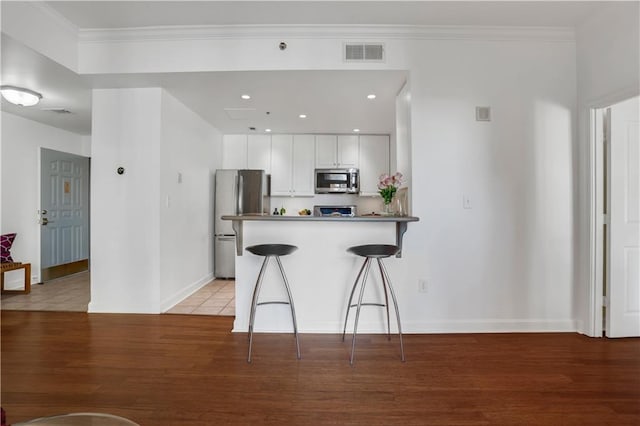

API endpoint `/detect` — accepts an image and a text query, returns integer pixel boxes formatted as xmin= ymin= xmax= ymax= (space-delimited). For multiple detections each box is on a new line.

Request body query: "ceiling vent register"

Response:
xmin=344 ymin=43 xmax=385 ymax=62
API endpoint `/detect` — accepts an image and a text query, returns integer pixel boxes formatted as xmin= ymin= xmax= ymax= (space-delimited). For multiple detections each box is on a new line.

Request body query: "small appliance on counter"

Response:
xmin=313 ymin=205 xmax=357 ymax=217
xmin=214 ymin=169 xmax=270 ymax=278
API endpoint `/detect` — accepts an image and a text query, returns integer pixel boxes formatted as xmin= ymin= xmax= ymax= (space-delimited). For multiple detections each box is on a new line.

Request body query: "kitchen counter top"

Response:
xmin=221 ymin=214 xmax=419 ymax=257
xmin=221 ymin=214 xmax=419 ymax=222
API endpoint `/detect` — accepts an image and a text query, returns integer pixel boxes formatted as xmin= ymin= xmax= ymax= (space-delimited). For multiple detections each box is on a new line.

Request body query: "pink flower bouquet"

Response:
xmin=378 ymin=172 xmax=404 ymax=205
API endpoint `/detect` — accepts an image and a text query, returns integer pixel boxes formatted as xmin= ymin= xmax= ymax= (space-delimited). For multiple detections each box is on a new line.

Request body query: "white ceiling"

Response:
xmin=1 ymin=1 xmax=610 ymax=136
xmin=46 ymin=1 xmax=603 ymax=28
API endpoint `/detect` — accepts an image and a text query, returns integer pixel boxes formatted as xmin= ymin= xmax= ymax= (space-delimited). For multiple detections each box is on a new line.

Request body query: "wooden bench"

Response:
xmin=1 ymin=262 xmax=31 ymax=294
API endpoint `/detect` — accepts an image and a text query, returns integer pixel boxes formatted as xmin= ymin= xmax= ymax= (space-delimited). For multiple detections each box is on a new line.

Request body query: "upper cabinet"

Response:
xmin=222 ymin=134 xmax=248 ymax=169
xmin=270 ymin=134 xmax=315 ymax=196
xmin=223 ymin=132 xmax=389 ymax=197
xmin=358 ymin=135 xmax=390 ymax=196
xmin=223 ymin=134 xmax=272 ymax=173
xmin=291 ymin=135 xmax=315 ymax=196
xmin=315 ymin=135 xmax=359 ymax=169
xmin=247 ymin=135 xmax=271 ymax=174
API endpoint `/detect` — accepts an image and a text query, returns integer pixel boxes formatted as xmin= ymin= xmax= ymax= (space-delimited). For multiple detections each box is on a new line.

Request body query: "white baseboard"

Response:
xmin=233 ymin=318 xmax=578 ymax=334
xmin=160 ymin=272 xmax=213 ymax=313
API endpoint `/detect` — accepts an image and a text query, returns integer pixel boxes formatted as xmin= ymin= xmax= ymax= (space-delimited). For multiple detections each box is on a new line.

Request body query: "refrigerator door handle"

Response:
xmin=237 ymin=174 xmax=244 ymax=214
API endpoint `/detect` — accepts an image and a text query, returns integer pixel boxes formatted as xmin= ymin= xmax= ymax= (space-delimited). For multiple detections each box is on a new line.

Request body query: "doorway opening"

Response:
xmin=0 ymin=149 xmax=91 ymax=313
xmin=590 ymin=95 xmax=640 ymax=338
xmin=40 ymin=148 xmax=90 ymax=282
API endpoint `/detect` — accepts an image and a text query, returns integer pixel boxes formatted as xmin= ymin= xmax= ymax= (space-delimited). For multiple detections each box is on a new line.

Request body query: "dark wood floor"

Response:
xmin=2 ymin=311 xmax=639 ymax=425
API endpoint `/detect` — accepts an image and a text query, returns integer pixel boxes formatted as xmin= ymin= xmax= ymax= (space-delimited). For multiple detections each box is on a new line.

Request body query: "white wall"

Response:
xmin=405 ymin=39 xmax=576 ymax=330
xmin=395 ymin=81 xmax=412 ymax=212
xmin=78 ymin=29 xmax=579 ymax=330
xmin=81 ymin=29 xmax=577 ymax=330
xmin=90 ymin=88 xmax=222 ymax=313
xmin=0 ymin=1 xmax=79 ymax=71
xmin=575 ymin=2 xmax=640 ymax=335
xmin=0 ymin=112 xmax=89 ymax=284
xmin=159 ymin=90 xmax=222 ymax=311
xmin=91 ymin=88 xmax=163 ymax=313
xmin=11 ymin=3 xmax=629 ymax=330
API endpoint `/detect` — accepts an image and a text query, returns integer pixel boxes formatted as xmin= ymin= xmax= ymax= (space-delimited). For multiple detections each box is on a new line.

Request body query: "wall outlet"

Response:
xmin=418 ymin=279 xmax=428 ymax=293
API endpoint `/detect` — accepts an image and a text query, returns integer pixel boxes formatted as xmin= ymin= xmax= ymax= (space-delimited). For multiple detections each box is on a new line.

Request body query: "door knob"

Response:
xmin=41 ymin=218 xmax=49 ymax=226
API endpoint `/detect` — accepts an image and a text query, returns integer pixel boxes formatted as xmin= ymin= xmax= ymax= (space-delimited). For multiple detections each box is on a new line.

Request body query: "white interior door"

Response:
xmin=606 ymin=96 xmax=640 ymax=337
xmin=40 ymin=149 xmax=90 ymax=273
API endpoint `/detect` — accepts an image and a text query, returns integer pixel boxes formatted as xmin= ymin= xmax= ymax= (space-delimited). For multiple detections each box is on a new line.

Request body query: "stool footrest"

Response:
xmin=256 ymin=301 xmax=291 ymax=306
xmin=348 ymin=303 xmax=386 ymax=308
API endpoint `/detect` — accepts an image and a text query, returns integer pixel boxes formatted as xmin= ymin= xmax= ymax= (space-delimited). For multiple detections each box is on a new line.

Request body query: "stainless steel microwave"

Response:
xmin=315 ymin=168 xmax=359 ymax=194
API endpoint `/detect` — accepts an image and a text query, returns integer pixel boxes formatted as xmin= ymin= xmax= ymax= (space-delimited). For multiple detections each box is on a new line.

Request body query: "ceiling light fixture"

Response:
xmin=265 ymin=128 xmax=272 ymax=132
xmin=353 ymin=128 xmax=360 ymax=132
xmin=0 ymin=85 xmax=42 ymax=107
xmin=241 ymin=94 xmax=251 ymax=100
xmin=367 ymin=94 xmax=376 ymax=100
xmin=299 ymin=114 xmax=307 ymax=119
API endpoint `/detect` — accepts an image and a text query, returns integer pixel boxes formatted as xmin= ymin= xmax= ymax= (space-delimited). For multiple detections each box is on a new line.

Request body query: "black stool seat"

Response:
xmin=246 ymin=244 xmax=298 ymax=257
xmin=347 ymin=244 xmax=399 ymax=258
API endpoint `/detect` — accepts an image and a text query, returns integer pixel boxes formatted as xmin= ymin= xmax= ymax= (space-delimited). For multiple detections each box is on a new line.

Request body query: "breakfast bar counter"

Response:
xmin=221 ymin=214 xmax=419 ymax=333
xmin=222 ymin=214 xmax=419 ymax=257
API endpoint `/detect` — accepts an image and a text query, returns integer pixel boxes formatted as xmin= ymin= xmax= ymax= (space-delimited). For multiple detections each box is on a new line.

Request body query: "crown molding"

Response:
xmin=78 ymin=24 xmax=575 ymax=44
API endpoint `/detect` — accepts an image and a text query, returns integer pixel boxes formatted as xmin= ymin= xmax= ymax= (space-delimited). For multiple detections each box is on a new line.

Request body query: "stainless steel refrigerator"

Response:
xmin=214 ymin=169 xmax=270 ymax=278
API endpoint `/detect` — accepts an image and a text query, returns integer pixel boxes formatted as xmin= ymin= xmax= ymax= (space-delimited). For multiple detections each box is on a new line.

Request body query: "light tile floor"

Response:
xmin=1 ymin=271 xmax=91 ymax=312
xmin=165 ymin=279 xmax=236 ymax=316
xmin=1 ymin=271 xmax=235 ymax=316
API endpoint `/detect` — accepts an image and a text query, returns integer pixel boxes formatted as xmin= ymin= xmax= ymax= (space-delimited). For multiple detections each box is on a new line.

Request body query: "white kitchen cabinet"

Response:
xmin=247 ymin=134 xmax=271 ymax=174
xmin=315 ymin=134 xmax=359 ymax=168
xmin=271 ymin=134 xmax=315 ymax=196
xmin=315 ymin=135 xmax=337 ymax=168
xmin=291 ymin=134 xmax=315 ymax=196
xmin=270 ymin=134 xmax=294 ymax=196
xmin=337 ymin=135 xmax=359 ymax=168
xmin=222 ymin=134 xmax=248 ymax=169
xmin=358 ymin=135 xmax=390 ymax=196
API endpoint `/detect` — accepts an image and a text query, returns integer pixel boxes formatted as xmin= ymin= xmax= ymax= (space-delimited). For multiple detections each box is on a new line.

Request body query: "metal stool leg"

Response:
xmin=350 ymin=258 xmax=372 ymax=365
xmin=275 ymin=256 xmax=301 ymax=360
xmin=378 ymin=258 xmax=405 ymax=362
xmin=248 ymin=256 xmax=270 ymax=363
xmin=377 ymin=259 xmax=391 ymax=340
xmin=342 ymin=258 xmax=368 ymax=341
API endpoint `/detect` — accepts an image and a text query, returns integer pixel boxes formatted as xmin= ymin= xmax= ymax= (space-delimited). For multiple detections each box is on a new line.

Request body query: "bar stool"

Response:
xmin=245 ymin=244 xmax=300 ymax=363
xmin=342 ymin=244 xmax=404 ymax=365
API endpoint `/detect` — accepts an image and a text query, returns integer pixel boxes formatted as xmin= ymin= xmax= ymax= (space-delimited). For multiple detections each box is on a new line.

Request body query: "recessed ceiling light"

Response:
xmin=265 ymin=128 xmax=272 ymax=132
xmin=299 ymin=114 xmax=307 ymax=119
xmin=367 ymin=94 xmax=376 ymax=100
xmin=241 ymin=94 xmax=251 ymax=100
xmin=353 ymin=128 xmax=360 ymax=132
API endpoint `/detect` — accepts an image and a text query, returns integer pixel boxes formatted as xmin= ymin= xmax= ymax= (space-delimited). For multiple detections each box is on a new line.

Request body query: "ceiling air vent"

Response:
xmin=344 ymin=43 xmax=385 ymax=62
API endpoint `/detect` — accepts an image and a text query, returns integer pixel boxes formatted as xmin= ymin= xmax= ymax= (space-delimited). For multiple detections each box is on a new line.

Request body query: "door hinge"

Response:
xmin=603 ymin=213 xmax=610 ymax=225
xmin=603 ymin=296 xmax=609 ymax=307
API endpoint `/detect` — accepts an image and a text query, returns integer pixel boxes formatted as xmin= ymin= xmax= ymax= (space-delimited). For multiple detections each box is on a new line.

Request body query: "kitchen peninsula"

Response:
xmin=221 ymin=214 xmax=419 ymax=333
